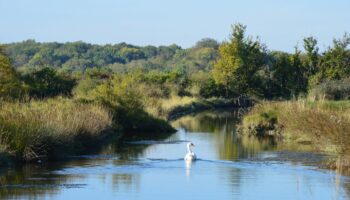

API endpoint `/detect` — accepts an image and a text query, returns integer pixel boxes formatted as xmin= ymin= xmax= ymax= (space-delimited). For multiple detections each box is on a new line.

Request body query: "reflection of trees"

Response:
xmin=172 ymin=109 xmax=277 ymax=160
xmin=93 ymin=172 xmax=140 ymax=194
xmin=0 ymin=159 xmax=141 ymax=199
xmin=101 ymin=130 xmax=176 ymax=160
xmin=172 ymin=109 xmax=239 ymax=133
xmin=0 ymin=164 xmax=75 ymax=199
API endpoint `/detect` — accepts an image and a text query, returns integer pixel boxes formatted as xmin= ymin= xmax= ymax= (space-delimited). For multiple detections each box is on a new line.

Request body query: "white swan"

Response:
xmin=184 ymin=142 xmax=196 ymax=161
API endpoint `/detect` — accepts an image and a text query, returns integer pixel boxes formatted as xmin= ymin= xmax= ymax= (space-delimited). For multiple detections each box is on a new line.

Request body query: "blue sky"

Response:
xmin=0 ymin=0 xmax=349 ymax=52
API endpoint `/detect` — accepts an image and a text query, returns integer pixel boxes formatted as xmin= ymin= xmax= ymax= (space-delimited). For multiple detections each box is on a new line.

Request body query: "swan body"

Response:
xmin=184 ymin=142 xmax=196 ymax=161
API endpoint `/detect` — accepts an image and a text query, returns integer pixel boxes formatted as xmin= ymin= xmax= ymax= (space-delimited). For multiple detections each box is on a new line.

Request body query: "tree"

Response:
xmin=290 ymin=47 xmax=307 ymax=95
xmin=23 ymin=67 xmax=76 ymax=98
xmin=119 ymin=47 xmax=145 ymax=62
xmin=309 ymin=33 xmax=350 ymax=86
xmin=303 ymin=36 xmax=319 ymax=77
xmin=269 ymin=52 xmax=293 ymax=97
xmin=0 ymin=46 xmax=23 ymax=99
xmin=194 ymin=38 xmax=219 ymax=49
xmin=212 ymin=23 xmax=264 ymax=97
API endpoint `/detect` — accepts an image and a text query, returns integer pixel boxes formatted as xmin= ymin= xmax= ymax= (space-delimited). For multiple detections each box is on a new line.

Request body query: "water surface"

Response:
xmin=1 ymin=109 xmax=349 ymax=200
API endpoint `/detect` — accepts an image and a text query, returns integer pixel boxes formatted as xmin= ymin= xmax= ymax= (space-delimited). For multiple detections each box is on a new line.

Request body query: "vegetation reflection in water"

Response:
xmin=0 ymin=109 xmax=350 ymax=200
xmin=171 ymin=109 xmax=278 ymax=161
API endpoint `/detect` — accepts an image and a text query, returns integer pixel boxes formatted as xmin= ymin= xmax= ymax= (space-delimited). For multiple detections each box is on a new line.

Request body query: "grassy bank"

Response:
xmin=0 ymin=97 xmax=175 ymax=165
xmin=0 ymin=98 xmax=116 ymax=164
xmin=239 ymin=100 xmax=350 ymax=153
xmin=238 ymin=99 xmax=350 ymax=173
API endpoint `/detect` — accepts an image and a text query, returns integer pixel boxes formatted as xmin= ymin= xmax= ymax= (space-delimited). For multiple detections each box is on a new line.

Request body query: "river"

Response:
xmin=0 ymin=109 xmax=349 ymax=200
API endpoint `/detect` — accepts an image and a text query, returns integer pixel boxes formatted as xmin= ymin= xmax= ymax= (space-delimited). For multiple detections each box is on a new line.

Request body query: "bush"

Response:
xmin=114 ymin=106 xmax=175 ymax=136
xmin=72 ymin=75 xmax=176 ymax=137
xmin=309 ymin=78 xmax=350 ymax=100
xmin=239 ymin=105 xmax=282 ymax=138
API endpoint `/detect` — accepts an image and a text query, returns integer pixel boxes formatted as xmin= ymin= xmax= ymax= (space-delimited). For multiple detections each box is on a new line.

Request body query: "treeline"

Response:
xmin=1 ymin=38 xmax=221 ymax=105
xmin=5 ymin=39 xmax=218 ymax=73
xmin=2 ymin=24 xmax=350 ymax=102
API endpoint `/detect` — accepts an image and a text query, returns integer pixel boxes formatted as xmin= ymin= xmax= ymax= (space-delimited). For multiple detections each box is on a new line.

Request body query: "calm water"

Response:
xmin=0 ymin=109 xmax=349 ymax=200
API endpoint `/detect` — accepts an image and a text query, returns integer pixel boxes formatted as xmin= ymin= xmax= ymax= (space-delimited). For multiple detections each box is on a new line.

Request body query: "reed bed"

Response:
xmin=0 ymin=98 xmax=113 ymax=162
xmin=240 ymin=99 xmax=350 ymax=154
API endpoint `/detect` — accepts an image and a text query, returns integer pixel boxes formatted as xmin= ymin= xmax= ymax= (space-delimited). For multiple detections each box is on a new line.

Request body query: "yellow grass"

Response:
xmin=0 ymin=98 xmax=113 ymax=161
xmin=144 ymin=95 xmax=198 ymax=118
xmin=241 ymin=99 xmax=350 ymax=154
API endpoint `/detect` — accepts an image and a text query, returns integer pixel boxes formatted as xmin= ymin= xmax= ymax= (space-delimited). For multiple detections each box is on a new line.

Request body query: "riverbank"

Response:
xmin=0 ymin=98 xmax=175 ymax=166
xmin=147 ymin=96 xmax=253 ymax=120
xmin=0 ymin=98 xmax=117 ymax=165
xmin=238 ymin=99 xmax=350 ymax=173
xmin=0 ymin=95 xmax=251 ymax=166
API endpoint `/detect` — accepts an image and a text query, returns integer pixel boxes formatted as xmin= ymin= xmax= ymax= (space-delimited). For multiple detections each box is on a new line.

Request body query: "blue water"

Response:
xmin=0 ymin=110 xmax=349 ymax=200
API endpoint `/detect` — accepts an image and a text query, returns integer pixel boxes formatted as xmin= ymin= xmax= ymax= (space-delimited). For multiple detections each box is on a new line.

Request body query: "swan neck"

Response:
xmin=187 ymin=145 xmax=192 ymax=153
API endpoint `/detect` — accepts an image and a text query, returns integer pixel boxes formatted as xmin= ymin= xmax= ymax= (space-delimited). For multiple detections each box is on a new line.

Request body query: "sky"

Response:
xmin=0 ymin=0 xmax=349 ymax=52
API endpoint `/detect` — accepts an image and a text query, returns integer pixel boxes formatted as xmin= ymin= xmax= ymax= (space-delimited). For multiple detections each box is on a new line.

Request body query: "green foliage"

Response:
xmin=303 ymin=36 xmax=319 ymax=77
xmin=5 ymin=40 xmax=216 ymax=74
xmin=2 ymin=25 xmax=350 ymax=101
xmin=22 ymin=67 xmax=76 ymax=98
xmin=213 ymin=23 xmax=265 ymax=97
xmin=240 ymin=108 xmax=281 ymax=138
xmin=268 ymin=52 xmax=294 ymax=97
xmin=194 ymin=38 xmax=219 ymax=49
xmin=111 ymin=73 xmax=144 ymax=109
xmin=0 ymin=46 xmax=24 ymax=99
xmin=309 ymin=33 xmax=350 ymax=87
xmin=73 ymin=77 xmax=100 ymax=100
xmin=119 ymin=47 xmax=145 ymax=62
xmin=114 ymin=106 xmax=175 ymax=134
xmin=72 ymin=72 xmax=175 ymax=134
xmin=192 ymin=73 xmax=234 ymax=98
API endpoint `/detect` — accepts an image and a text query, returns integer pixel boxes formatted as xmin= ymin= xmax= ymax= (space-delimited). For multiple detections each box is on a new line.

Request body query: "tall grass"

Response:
xmin=145 ymin=95 xmax=234 ymax=120
xmin=144 ymin=95 xmax=198 ymax=119
xmin=0 ymin=98 xmax=114 ymax=161
xmin=240 ymin=99 xmax=350 ymax=154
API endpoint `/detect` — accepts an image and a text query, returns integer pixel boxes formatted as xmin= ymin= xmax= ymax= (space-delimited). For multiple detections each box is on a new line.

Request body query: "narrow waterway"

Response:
xmin=0 ymin=109 xmax=349 ymax=200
